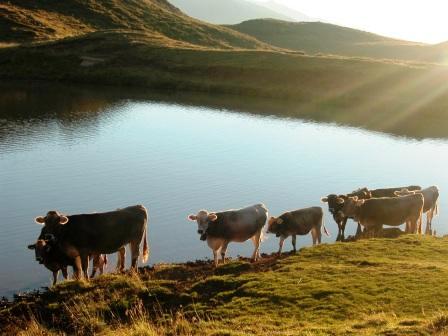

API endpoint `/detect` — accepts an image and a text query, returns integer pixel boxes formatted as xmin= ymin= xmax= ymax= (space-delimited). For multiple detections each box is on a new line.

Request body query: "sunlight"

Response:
xmin=253 ymin=0 xmax=448 ymax=43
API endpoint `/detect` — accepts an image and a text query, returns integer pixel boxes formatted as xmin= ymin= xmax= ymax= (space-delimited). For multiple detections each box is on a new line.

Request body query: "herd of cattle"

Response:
xmin=27 ymin=185 xmax=439 ymax=285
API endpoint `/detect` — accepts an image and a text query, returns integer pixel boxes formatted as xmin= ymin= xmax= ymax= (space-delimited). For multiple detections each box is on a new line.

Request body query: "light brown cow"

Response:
xmin=267 ymin=207 xmax=329 ymax=255
xmin=188 ymin=204 xmax=268 ymax=266
xmin=395 ymin=186 xmax=439 ymax=235
xmin=337 ymin=194 xmax=424 ymax=235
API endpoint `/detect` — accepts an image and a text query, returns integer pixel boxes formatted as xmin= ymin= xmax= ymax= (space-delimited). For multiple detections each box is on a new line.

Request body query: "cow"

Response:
xmin=395 ymin=186 xmax=439 ymax=235
xmin=370 ymin=185 xmax=421 ymax=198
xmin=188 ymin=204 xmax=268 ymax=267
xmin=27 ymin=236 xmax=108 ymax=284
xmin=336 ymin=193 xmax=424 ymax=236
xmin=321 ymin=188 xmax=370 ymax=241
xmin=34 ymin=205 xmax=149 ymax=280
xmin=267 ymin=207 xmax=329 ymax=255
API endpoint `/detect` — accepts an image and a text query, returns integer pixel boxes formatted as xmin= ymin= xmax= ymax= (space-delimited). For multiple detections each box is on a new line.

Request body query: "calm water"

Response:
xmin=1 ymin=83 xmax=447 ymax=297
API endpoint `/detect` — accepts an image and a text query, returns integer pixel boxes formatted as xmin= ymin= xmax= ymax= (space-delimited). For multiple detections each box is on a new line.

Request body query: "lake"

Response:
xmin=0 ymin=82 xmax=447 ymax=297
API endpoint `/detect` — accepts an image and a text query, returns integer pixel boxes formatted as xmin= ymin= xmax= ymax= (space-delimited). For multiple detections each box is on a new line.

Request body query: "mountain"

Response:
xmin=256 ymin=0 xmax=313 ymax=22
xmin=229 ymin=19 xmax=448 ymax=63
xmin=168 ymin=0 xmax=311 ymax=24
xmin=0 ymin=0 xmax=270 ymax=49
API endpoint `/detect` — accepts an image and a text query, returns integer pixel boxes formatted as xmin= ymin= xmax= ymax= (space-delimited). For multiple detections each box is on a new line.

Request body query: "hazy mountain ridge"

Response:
xmin=168 ymin=0 xmax=312 ymax=24
xmin=229 ymin=19 xmax=448 ymax=63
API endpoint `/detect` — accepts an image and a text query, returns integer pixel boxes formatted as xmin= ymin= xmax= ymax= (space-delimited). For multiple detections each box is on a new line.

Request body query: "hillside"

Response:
xmin=229 ymin=19 xmax=448 ymax=63
xmin=2 ymin=236 xmax=448 ymax=335
xmin=0 ymin=0 xmax=270 ymax=49
xmin=168 ymin=0 xmax=312 ymax=24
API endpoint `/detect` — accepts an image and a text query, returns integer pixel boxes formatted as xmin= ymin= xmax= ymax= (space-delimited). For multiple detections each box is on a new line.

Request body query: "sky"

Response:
xmin=253 ymin=0 xmax=448 ymax=44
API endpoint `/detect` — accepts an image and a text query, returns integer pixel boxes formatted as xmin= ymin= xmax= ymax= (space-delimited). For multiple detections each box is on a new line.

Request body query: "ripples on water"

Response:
xmin=0 ymin=82 xmax=447 ymax=297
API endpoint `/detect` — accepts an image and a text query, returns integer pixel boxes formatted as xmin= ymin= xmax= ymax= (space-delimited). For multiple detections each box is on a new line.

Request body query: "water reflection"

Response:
xmin=0 ymin=81 xmax=447 ymax=297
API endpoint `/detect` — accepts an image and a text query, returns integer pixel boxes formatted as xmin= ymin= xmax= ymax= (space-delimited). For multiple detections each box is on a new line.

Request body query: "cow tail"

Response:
xmin=321 ymin=212 xmax=330 ymax=237
xmin=435 ymin=202 xmax=439 ymax=216
xmin=142 ymin=226 xmax=149 ymax=263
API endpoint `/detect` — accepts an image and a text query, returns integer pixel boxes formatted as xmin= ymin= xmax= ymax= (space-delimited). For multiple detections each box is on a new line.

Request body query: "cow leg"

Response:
xmin=291 ymin=235 xmax=297 ymax=252
xmin=311 ymin=229 xmax=317 ymax=246
xmin=405 ymin=221 xmax=410 ymax=233
xmin=52 ymin=271 xmax=58 ymax=286
xmin=116 ymin=247 xmax=126 ymax=273
xmin=278 ymin=237 xmax=285 ymax=256
xmin=73 ymin=256 xmax=83 ymax=280
xmin=213 ymin=248 xmax=220 ymax=267
xmin=61 ymin=266 xmax=68 ymax=280
xmin=80 ymin=254 xmax=90 ymax=280
xmin=90 ymin=255 xmax=97 ymax=278
xmin=251 ymin=229 xmax=262 ymax=262
xmin=341 ymin=217 xmax=349 ymax=241
xmin=221 ymin=241 xmax=229 ymax=264
xmin=355 ymin=222 xmax=362 ymax=237
xmin=130 ymin=241 xmax=140 ymax=271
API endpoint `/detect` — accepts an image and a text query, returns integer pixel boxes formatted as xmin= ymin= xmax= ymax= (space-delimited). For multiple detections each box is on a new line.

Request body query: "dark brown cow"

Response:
xmin=188 ymin=204 xmax=268 ymax=266
xmin=321 ymin=188 xmax=370 ymax=241
xmin=337 ymin=194 xmax=424 ymax=235
xmin=267 ymin=207 xmax=329 ymax=255
xmin=395 ymin=186 xmax=439 ymax=235
xmin=34 ymin=205 xmax=148 ymax=279
xmin=27 ymin=235 xmax=107 ymax=284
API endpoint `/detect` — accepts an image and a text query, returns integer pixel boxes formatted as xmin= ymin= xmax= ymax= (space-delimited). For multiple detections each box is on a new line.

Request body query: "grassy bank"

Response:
xmin=2 ymin=235 xmax=448 ymax=335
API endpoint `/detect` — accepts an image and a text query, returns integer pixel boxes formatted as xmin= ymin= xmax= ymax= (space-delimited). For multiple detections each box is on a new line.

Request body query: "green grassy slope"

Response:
xmin=3 ymin=236 xmax=448 ymax=335
xmin=0 ymin=0 xmax=270 ymax=49
xmin=229 ymin=19 xmax=448 ymax=63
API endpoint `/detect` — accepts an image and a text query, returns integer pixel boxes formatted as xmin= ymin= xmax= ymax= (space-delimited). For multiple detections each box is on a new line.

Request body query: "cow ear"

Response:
xmin=277 ymin=218 xmax=284 ymax=224
xmin=59 ymin=216 xmax=69 ymax=225
xmin=188 ymin=214 xmax=197 ymax=221
xmin=336 ymin=198 xmax=345 ymax=204
xmin=321 ymin=197 xmax=328 ymax=203
xmin=208 ymin=213 xmax=218 ymax=221
xmin=35 ymin=216 xmax=45 ymax=225
xmin=27 ymin=244 xmax=36 ymax=250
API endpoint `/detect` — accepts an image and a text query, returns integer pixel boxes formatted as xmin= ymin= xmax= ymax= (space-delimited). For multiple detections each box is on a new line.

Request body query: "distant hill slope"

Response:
xmin=229 ymin=19 xmax=448 ymax=63
xmin=168 ymin=0 xmax=312 ymax=24
xmin=0 ymin=0 xmax=271 ymax=49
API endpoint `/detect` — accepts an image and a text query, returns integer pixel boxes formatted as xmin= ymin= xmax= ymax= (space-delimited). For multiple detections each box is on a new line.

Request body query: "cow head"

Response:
xmin=336 ymin=196 xmax=364 ymax=218
xmin=187 ymin=210 xmax=218 ymax=241
xmin=27 ymin=234 xmax=57 ymax=264
xmin=321 ymin=194 xmax=345 ymax=214
xmin=35 ymin=211 xmax=69 ymax=229
xmin=267 ymin=217 xmax=284 ymax=237
xmin=394 ymin=188 xmax=413 ymax=197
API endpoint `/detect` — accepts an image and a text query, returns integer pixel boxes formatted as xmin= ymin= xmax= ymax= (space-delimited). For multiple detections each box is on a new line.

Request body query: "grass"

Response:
xmin=3 ymin=235 xmax=448 ymax=335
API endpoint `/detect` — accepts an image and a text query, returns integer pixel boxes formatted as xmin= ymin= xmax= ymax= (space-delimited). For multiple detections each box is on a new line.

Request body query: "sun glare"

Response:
xmin=255 ymin=0 xmax=448 ymax=44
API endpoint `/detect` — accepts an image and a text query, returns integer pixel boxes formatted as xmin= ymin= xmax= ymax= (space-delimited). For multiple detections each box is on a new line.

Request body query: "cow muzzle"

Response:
xmin=200 ymin=233 xmax=207 ymax=241
xmin=36 ymin=257 xmax=44 ymax=264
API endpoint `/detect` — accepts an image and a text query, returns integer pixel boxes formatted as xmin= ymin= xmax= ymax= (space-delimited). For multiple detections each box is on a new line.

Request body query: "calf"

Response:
xmin=267 ymin=207 xmax=329 ymax=255
xmin=395 ymin=186 xmax=439 ymax=235
xmin=337 ymin=193 xmax=424 ymax=236
xmin=188 ymin=204 xmax=268 ymax=266
xmin=28 ymin=236 xmax=108 ymax=285
xmin=321 ymin=188 xmax=370 ymax=241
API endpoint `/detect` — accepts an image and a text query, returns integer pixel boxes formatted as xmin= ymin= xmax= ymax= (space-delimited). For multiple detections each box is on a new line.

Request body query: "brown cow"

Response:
xmin=337 ymin=194 xmax=424 ymax=236
xmin=267 ymin=207 xmax=329 ymax=255
xmin=395 ymin=186 xmax=439 ymax=235
xmin=34 ymin=205 xmax=149 ymax=280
